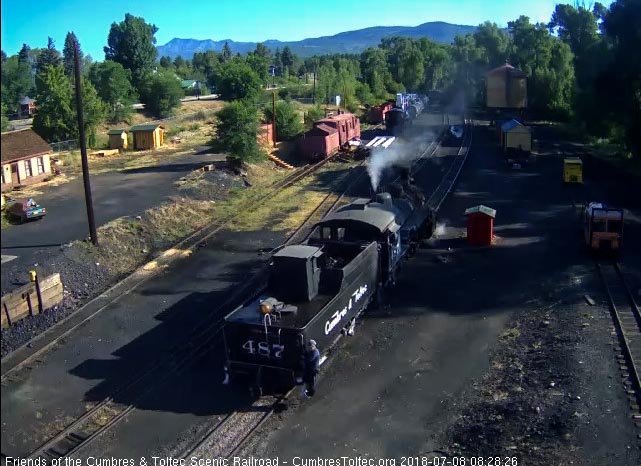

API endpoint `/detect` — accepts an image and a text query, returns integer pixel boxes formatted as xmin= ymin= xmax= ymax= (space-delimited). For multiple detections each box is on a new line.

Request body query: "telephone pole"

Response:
xmin=73 ymin=36 xmax=98 ymax=246
xmin=272 ymin=91 xmax=276 ymax=147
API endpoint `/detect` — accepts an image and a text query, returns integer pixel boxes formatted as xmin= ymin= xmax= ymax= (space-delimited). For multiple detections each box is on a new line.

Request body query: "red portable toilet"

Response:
xmin=464 ymin=205 xmax=496 ymax=246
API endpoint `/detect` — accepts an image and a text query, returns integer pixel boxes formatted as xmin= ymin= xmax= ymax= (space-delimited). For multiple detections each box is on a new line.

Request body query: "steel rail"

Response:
xmin=598 ymin=261 xmax=641 ymax=402
xmin=7 ymin=158 xmax=337 ymax=460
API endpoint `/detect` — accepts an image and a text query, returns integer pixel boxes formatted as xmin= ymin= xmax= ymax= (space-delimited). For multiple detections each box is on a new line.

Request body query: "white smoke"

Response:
xmin=366 ymin=130 xmax=434 ymax=191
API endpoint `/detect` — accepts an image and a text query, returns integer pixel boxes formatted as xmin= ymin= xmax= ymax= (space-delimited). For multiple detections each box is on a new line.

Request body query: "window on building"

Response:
xmin=37 ymin=157 xmax=45 ymax=174
xmin=24 ymin=160 xmax=33 ymax=177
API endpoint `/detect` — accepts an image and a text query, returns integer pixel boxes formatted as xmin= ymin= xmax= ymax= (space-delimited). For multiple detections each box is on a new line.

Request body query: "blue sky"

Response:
xmin=1 ymin=0 xmax=592 ymax=59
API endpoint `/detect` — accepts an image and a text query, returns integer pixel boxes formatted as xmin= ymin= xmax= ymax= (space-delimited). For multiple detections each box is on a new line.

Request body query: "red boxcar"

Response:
xmin=301 ymin=112 xmax=361 ymax=159
xmin=368 ymin=102 xmax=393 ymax=124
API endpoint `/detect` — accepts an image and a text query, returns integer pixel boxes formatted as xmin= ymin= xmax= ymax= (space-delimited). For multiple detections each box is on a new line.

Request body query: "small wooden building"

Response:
xmin=130 ymin=124 xmax=164 ymax=151
xmin=486 ymin=63 xmax=527 ymax=109
xmin=464 ymin=205 xmax=496 ymax=247
xmin=500 ymin=119 xmax=532 ymax=153
xmin=107 ymin=129 xmax=128 ymax=150
xmin=1 ymin=128 xmax=53 ymax=191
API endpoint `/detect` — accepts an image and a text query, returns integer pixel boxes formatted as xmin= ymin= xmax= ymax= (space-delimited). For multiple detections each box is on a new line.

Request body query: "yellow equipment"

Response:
xmin=564 ymin=157 xmax=583 ymax=183
xmin=583 ymin=202 xmax=624 ymax=254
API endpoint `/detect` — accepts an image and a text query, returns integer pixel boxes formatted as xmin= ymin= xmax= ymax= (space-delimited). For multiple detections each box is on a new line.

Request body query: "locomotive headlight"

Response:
xmin=260 ymin=302 xmax=273 ymax=314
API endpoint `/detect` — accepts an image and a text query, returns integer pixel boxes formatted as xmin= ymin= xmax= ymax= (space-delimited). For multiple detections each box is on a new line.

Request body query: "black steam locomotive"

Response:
xmin=223 ymin=180 xmax=436 ymax=393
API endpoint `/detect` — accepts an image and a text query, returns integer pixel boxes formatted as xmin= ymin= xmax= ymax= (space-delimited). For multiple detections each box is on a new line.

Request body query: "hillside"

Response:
xmin=156 ymin=21 xmax=476 ymax=59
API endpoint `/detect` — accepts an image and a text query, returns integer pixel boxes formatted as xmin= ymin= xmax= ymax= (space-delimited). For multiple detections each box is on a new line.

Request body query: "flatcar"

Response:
xmin=223 ymin=182 xmax=436 ymax=393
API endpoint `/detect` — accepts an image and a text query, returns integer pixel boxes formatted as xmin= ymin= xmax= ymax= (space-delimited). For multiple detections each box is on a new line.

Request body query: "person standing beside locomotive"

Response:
xmin=303 ymin=340 xmax=320 ymax=398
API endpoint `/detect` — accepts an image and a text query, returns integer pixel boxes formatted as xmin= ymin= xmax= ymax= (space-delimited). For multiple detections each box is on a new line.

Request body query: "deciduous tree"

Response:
xmin=216 ymin=100 xmax=264 ymax=166
xmin=88 ymin=60 xmax=135 ymax=121
xmin=263 ymin=100 xmax=303 ymax=141
xmin=138 ymin=71 xmax=183 ymax=118
xmin=104 ymin=14 xmax=159 ymax=89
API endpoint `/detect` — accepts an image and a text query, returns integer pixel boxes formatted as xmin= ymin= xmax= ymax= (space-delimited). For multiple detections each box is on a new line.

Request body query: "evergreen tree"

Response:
xmin=36 ymin=37 xmax=62 ymax=75
xmin=62 ymin=32 xmax=82 ymax=77
xmin=221 ymin=42 xmax=232 ymax=62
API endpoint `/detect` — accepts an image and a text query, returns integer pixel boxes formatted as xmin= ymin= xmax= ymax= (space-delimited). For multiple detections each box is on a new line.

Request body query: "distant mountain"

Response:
xmin=156 ymin=21 xmax=476 ymax=59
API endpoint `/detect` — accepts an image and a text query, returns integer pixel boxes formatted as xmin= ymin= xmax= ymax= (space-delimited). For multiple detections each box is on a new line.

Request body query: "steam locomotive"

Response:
xmin=223 ymin=177 xmax=436 ymax=394
xmin=385 ymin=93 xmax=428 ymax=136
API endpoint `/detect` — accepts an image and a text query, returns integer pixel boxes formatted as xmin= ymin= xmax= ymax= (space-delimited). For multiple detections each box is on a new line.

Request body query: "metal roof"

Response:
xmin=180 ymin=79 xmax=197 ymax=88
xmin=107 ymin=129 xmax=128 ymax=135
xmin=464 ymin=205 xmax=496 ymax=218
xmin=500 ymin=119 xmax=529 ymax=133
xmin=130 ymin=124 xmax=164 ymax=132
xmin=487 ymin=63 xmax=527 ymax=78
xmin=273 ymin=245 xmax=322 ymax=259
xmin=564 ymin=157 xmax=582 ymax=165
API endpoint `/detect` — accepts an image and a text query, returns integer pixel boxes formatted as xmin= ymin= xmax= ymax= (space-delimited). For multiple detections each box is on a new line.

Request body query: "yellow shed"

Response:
xmin=563 ymin=157 xmax=583 ymax=183
xmin=107 ymin=129 xmax=128 ymax=150
xmin=501 ymin=119 xmax=532 ymax=153
xmin=130 ymin=124 xmax=164 ymax=151
xmin=486 ymin=63 xmax=528 ymax=109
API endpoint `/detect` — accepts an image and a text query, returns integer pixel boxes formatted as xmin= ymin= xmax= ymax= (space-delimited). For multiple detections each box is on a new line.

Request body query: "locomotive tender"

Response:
xmin=223 ymin=182 xmax=436 ymax=393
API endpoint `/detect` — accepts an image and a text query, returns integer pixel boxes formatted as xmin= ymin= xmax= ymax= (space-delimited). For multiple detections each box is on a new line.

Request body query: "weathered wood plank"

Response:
xmin=1 ymin=274 xmax=63 ymax=327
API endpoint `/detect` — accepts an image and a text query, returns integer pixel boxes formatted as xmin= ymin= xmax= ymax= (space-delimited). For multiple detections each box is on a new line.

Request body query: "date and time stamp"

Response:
xmin=5 ymin=457 xmax=519 ymax=466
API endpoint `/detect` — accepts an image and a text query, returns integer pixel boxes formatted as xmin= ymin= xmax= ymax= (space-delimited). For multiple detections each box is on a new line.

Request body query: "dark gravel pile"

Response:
xmin=443 ymin=301 xmax=589 ymax=464
xmin=1 ymin=245 xmax=118 ymax=357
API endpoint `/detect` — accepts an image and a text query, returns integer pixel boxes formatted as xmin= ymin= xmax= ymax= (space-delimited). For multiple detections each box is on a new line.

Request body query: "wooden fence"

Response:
xmin=1 ymin=273 xmax=63 ymax=328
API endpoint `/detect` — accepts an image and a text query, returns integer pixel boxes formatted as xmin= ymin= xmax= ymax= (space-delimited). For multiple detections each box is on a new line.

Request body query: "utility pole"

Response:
xmin=272 ymin=91 xmax=276 ymax=147
xmin=312 ymin=65 xmax=316 ymax=105
xmin=73 ymin=36 xmax=98 ymax=246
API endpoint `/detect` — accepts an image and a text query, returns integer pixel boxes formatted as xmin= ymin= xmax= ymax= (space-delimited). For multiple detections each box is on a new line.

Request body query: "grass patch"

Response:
xmin=66 ymin=160 xmax=353 ymax=287
xmin=1 ymin=212 xmax=12 ymax=229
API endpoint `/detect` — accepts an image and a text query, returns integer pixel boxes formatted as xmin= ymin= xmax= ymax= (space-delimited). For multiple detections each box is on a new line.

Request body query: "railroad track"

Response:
xmin=426 ymin=120 xmax=473 ymax=212
xmin=1 ymin=155 xmax=337 ymax=384
xmin=10 ymin=118 xmax=450 ymax=460
xmin=173 ymin=124 xmax=453 ymax=459
xmin=179 ymin=392 xmax=291 ymax=459
xmin=598 ymin=261 xmax=641 ymax=404
xmin=3 ymin=155 xmax=342 ymax=460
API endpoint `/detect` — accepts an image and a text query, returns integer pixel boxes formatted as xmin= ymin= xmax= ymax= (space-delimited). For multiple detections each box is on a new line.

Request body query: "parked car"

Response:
xmin=6 ymin=198 xmax=46 ymax=223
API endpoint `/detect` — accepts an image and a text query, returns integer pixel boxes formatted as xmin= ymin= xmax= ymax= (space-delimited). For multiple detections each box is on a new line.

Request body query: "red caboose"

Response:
xmin=316 ymin=113 xmax=361 ymax=146
xmin=301 ymin=112 xmax=361 ymax=159
xmin=300 ymin=124 xmax=340 ymax=159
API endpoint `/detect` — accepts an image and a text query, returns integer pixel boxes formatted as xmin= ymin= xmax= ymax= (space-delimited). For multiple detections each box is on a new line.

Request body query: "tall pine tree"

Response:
xmin=62 ymin=32 xmax=83 ymax=77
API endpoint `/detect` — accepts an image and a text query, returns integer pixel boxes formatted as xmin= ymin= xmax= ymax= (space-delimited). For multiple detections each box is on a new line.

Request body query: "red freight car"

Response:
xmin=301 ymin=112 xmax=361 ymax=159
xmin=367 ymin=102 xmax=393 ymax=124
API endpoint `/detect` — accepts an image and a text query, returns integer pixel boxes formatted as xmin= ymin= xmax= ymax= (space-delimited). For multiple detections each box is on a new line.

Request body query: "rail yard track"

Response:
xmin=171 ymin=121 xmax=473 ymax=460
xmin=1 ymin=154 xmax=337 ymax=381
xmin=1 ymin=152 xmax=347 ymax=459
xmin=598 ymin=261 xmax=641 ymax=406
xmin=3 ymin=115 xmax=457 ymax=460
xmin=426 ymin=120 xmax=473 ymax=212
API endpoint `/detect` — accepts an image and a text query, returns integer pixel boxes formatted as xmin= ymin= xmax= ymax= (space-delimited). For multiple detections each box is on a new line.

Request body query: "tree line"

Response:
xmin=1 ymin=0 xmax=639 ymax=159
